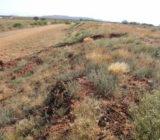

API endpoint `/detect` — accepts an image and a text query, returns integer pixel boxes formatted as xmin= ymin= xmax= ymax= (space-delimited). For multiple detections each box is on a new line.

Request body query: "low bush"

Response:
xmin=153 ymin=48 xmax=160 ymax=59
xmin=13 ymin=23 xmax=23 ymax=28
xmin=30 ymin=21 xmax=47 ymax=26
xmin=65 ymin=80 xmax=81 ymax=99
xmin=87 ymin=63 xmax=117 ymax=98
xmin=63 ymin=31 xmax=100 ymax=44
xmin=130 ymin=91 xmax=160 ymax=140
xmin=0 ymin=108 xmax=14 ymax=126
xmin=64 ymin=20 xmax=71 ymax=24
xmin=141 ymin=23 xmax=154 ymax=27
xmin=129 ymin=22 xmax=140 ymax=25
xmin=0 ymin=132 xmax=4 ymax=140
xmin=134 ymin=67 xmax=153 ymax=79
xmin=64 ymin=32 xmax=90 ymax=44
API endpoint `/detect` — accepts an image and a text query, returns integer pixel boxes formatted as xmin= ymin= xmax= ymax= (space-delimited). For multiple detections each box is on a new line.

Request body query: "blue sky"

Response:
xmin=0 ymin=0 xmax=160 ymax=25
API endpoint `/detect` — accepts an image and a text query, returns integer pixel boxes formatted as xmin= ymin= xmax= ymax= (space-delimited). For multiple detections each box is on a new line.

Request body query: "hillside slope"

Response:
xmin=0 ymin=22 xmax=160 ymax=140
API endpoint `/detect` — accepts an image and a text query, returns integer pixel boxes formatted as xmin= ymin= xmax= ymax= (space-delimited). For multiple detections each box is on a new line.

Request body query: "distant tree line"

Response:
xmin=121 ymin=20 xmax=154 ymax=26
xmin=33 ymin=17 xmax=46 ymax=21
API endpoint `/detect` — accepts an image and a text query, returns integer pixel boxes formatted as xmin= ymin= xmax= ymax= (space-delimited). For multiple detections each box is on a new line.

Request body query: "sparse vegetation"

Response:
xmin=65 ymin=80 xmax=81 ymax=99
xmin=87 ymin=63 xmax=117 ymax=98
xmin=13 ymin=22 xmax=23 ymax=28
xmin=122 ymin=20 xmax=154 ymax=26
xmin=113 ymin=49 xmax=132 ymax=60
xmin=0 ymin=19 xmax=160 ymax=140
xmin=67 ymin=98 xmax=101 ymax=140
xmin=86 ymin=48 xmax=113 ymax=64
xmin=131 ymin=91 xmax=160 ymax=140
xmin=30 ymin=20 xmax=47 ymax=26
xmin=14 ymin=59 xmax=27 ymax=72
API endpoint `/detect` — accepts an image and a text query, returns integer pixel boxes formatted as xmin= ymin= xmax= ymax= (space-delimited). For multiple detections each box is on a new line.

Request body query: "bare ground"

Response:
xmin=0 ymin=24 xmax=68 ymax=62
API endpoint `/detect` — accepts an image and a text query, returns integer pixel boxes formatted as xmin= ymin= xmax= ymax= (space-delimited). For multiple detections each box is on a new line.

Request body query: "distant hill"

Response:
xmin=42 ymin=15 xmax=105 ymax=22
xmin=0 ymin=14 xmax=106 ymax=22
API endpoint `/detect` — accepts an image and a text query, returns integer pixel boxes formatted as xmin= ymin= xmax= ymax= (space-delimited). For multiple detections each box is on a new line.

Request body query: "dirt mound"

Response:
xmin=37 ymin=81 xmax=74 ymax=139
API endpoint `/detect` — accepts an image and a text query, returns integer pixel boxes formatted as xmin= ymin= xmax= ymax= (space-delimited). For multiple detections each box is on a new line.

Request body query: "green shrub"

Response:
xmin=14 ymin=59 xmax=27 ymax=72
xmin=131 ymin=91 xmax=160 ymax=140
xmin=30 ymin=21 xmax=47 ymax=26
xmin=65 ymin=80 xmax=81 ymax=99
xmin=141 ymin=23 xmax=154 ymax=27
xmin=64 ymin=20 xmax=71 ymax=24
xmin=64 ymin=31 xmax=90 ymax=44
xmin=153 ymin=48 xmax=160 ymax=59
xmin=13 ymin=23 xmax=23 ymax=28
xmin=98 ymin=39 xmax=107 ymax=46
xmin=86 ymin=63 xmax=117 ymax=98
xmin=56 ymin=107 xmax=69 ymax=117
xmin=0 ymin=132 xmax=4 ymax=140
xmin=129 ymin=22 xmax=140 ymax=25
xmin=134 ymin=67 xmax=153 ymax=79
xmin=0 ymin=108 xmax=14 ymax=126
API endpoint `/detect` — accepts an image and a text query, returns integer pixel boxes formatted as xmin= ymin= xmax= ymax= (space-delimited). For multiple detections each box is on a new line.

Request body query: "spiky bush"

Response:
xmin=108 ymin=62 xmax=130 ymax=75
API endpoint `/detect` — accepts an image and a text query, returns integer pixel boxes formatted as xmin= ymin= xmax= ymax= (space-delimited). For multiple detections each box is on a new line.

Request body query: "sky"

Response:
xmin=0 ymin=0 xmax=160 ymax=25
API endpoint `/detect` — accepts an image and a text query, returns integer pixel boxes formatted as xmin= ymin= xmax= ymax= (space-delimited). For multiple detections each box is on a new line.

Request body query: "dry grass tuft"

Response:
xmin=113 ymin=49 xmax=132 ymax=60
xmin=86 ymin=48 xmax=113 ymax=64
xmin=108 ymin=62 xmax=130 ymax=75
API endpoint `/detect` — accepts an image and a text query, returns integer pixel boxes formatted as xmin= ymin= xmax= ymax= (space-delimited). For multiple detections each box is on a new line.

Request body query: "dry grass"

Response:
xmin=135 ymin=53 xmax=155 ymax=67
xmin=113 ymin=49 xmax=132 ymax=60
xmin=86 ymin=48 xmax=113 ymax=64
xmin=108 ymin=62 xmax=130 ymax=75
xmin=0 ymin=18 xmax=33 ymax=32
xmin=0 ymin=24 xmax=68 ymax=62
xmin=0 ymin=20 xmax=160 ymax=140
xmin=67 ymin=98 xmax=101 ymax=140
